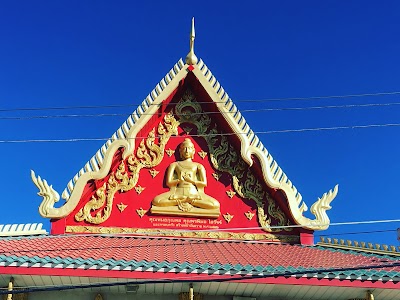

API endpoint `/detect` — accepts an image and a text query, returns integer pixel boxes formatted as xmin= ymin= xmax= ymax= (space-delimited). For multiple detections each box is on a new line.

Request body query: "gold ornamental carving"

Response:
xmin=117 ymin=202 xmax=127 ymax=212
xmin=165 ymin=149 xmax=175 ymax=157
xmin=197 ymin=150 xmax=207 ymax=159
xmin=175 ymin=89 xmax=291 ymax=232
xmin=66 ymin=225 xmax=299 ymax=242
xmin=179 ymin=292 xmax=203 ymax=300
xmin=136 ymin=207 xmax=147 ymax=218
xmin=223 ymin=213 xmax=234 ymax=223
xmin=149 ymin=169 xmax=160 ymax=178
xmin=134 ymin=185 xmax=145 ymax=194
xmin=226 ymin=189 xmax=236 ymax=199
xmin=245 ymin=211 xmax=255 ymax=220
xmin=212 ymin=172 xmax=220 ymax=181
xmin=75 ymin=114 xmax=179 ymax=224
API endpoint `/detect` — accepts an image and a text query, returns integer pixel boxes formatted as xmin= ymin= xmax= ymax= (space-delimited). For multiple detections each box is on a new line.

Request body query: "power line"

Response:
xmin=0 ymin=122 xmax=399 ymax=143
xmin=1 ymin=261 xmax=399 ymax=295
xmin=1 ymin=102 xmax=400 ymax=121
xmin=1 ymin=91 xmax=400 ymax=112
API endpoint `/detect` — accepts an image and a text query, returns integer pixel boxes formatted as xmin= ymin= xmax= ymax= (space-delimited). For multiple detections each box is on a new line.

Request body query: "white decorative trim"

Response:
xmin=0 ymin=223 xmax=47 ymax=236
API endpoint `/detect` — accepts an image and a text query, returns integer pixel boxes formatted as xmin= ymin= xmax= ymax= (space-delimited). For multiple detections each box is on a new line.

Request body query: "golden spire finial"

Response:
xmin=185 ymin=17 xmax=198 ymax=65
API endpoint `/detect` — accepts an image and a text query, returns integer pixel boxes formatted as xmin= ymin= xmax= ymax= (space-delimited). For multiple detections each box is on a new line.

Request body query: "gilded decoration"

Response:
xmin=74 ymin=114 xmax=179 ymax=224
xmin=149 ymin=169 xmax=160 ymax=178
xmin=136 ymin=207 xmax=147 ymax=218
xmin=197 ymin=150 xmax=207 ymax=159
xmin=2 ymin=293 xmax=28 ymax=300
xmin=175 ymin=89 xmax=291 ymax=232
xmin=226 ymin=189 xmax=236 ymax=199
xmin=165 ymin=149 xmax=175 ymax=157
xmin=66 ymin=225 xmax=299 ymax=242
xmin=95 ymin=294 xmax=103 ymax=300
xmin=134 ymin=185 xmax=145 ymax=194
xmin=117 ymin=202 xmax=127 ymax=212
xmin=151 ymin=138 xmax=220 ymax=218
xmin=212 ymin=172 xmax=220 ymax=181
xmin=245 ymin=211 xmax=255 ymax=220
xmin=223 ymin=213 xmax=234 ymax=223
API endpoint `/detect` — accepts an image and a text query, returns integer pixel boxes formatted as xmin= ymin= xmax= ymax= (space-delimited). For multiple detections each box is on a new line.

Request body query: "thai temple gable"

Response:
xmin=31 ymin=20 xmax=338 ymax=243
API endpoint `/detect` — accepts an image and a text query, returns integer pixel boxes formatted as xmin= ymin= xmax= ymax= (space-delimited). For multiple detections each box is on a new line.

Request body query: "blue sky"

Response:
xmin=0 ymin=1 xmax=399 ymax=246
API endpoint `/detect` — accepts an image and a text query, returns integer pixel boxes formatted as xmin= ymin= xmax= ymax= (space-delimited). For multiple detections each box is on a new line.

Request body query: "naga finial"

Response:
xmin=185 ymin=17 xmax=198 ymax=65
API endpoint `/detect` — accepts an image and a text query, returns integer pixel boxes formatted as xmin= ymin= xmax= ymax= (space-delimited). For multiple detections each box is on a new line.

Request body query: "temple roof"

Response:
xmin=0 ymin=235 xmax=399 ymax=284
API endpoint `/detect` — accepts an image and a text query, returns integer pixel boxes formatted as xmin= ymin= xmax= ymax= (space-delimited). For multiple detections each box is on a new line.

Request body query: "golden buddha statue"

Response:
xmin=151 ymin=138 xmax=220 ymax=218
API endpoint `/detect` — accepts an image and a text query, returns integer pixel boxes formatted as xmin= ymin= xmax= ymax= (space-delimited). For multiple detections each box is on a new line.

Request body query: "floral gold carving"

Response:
xmin=95 ymin=294 xmax=103 ymax=300
xmin=74 ymin=114 xmax=179 ymax=224
xmin=223 ymin=213 xmax=234 ymax=223
xmin=136 ymin=207 xmax=147 ymax=218
xmin=117 ymin=202 xmax=128 ymax=212
xmin=149 ymin=169 xmax=160 ymax=178
xmin=175 ymin=89 xmax=291 ymax=232
xmin=212 ymin=172 xmax=220 ymax=181
xmin=226 ymin=189 xmax=236 ymax=198
xmin=197 ymin=150 xmax=207 ymax=159
xmin=165 ymin=149 xmax=175 ymax=157
xmin=135 ymin=185 xmax=145 ymax=194
xmin=66 ymin=226 xmax=300 ymax=242
xmin=245 ymin=211 xmax=255 ymax=220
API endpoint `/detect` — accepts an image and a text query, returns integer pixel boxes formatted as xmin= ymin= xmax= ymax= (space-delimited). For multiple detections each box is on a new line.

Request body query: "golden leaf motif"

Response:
xmin=223 ymin=213 xmax=234 ymax=223
xmin=74 ymin=114 xmax=180 ymax=225
xmin=117 ymin=202 xmax=128 ymax=212
xmin=66 ymin=225 xmax=299 ymax=242
xmin=149 ymin=169 xmax=160 ymax=178
xmin=245 ymin=211 xmax=255 ymax=220
xmin=136 ymin=207 xmax=147 ymax=218
xmin=226 ymin=189 xmax=236 ymax=198
xmin=134 ymin=185 xmax=145 ymax=194
xmin=212 ymin=172 xmax=220 ymax=181
xmin=165 ymin=148 xmax=175 ymax=157
xmin=174 ymin=89 xmax=291 ymax=233
xmin=197 ymin=150 xmax=207 ymax=159
xmin=95 ymin=294 xmax=104 ymax=300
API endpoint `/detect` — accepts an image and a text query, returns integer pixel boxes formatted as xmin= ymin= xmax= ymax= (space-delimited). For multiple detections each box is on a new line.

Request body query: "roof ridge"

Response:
xmin=318 ymin=236 xmax=400 ymax=256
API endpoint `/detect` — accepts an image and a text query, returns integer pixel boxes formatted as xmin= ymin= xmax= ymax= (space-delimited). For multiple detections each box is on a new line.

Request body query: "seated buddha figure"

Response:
xmin=151 ymin=138 xmax=220 ymax=217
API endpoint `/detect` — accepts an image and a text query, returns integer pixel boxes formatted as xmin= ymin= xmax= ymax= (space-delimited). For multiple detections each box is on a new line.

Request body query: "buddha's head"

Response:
xmin=179 ymin=138 xmax=195 ymax=159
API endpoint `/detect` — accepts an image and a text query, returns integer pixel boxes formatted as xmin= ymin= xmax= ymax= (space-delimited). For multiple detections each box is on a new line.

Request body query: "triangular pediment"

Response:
xmin=32 ymin=59 xmax=338 ymax=243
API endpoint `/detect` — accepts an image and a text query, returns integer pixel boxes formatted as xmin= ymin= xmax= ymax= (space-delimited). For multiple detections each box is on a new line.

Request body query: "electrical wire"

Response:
xmin=1 ymin=90 xmax=400 ymax=113
xmin=1 ymin=102 xmax=400 ymax=120
xmin=0 ymin=261 xmax=399 ymax=295
xmin=0 ymin=122 xmax=399 ymax=143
